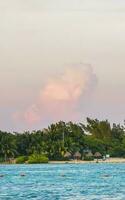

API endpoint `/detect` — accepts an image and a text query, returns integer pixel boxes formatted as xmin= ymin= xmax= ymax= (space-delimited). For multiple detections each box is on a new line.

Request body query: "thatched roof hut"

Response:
xmin=94 ymin=152 xmax=102 ymax=158
xmin=74 ymin=152 xmax=81 ymax=159
xmin=64 ymin=152 xmax=72 ymax=158
xmin=86 ymin=152 xmax=93 ymax=157
xmin=83 ymin=149 xmax=91 ymax=154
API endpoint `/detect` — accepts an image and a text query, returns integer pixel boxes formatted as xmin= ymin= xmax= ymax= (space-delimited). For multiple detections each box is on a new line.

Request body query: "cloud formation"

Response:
xmin=14 ymin=64 xmax=97 ymax=126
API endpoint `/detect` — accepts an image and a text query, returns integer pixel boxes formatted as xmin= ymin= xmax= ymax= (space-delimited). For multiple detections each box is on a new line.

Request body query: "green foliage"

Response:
xmin=85 ymin=118 xmax=112 ymax=140
xmin=16 ymin=156 xmax=28 ymax=164
xmin=0 ymin=157 xmax=4 ymax=163
xmin=0 ymin=131 xmax=17 ymax=161
xmin=84 ymin=136 xmax=106 ymax=154
xmin=0 ymin=118 xmax=125 ymax=162
xmin=28 ymin=154 xmax=49 ymax=164
xmin=83 ymin=156 xmax=94 ymax=161
xmin=109 ymin=146 xmax=125 ymax=157
xmin=111 ymin=124 xmax=124 ymax=142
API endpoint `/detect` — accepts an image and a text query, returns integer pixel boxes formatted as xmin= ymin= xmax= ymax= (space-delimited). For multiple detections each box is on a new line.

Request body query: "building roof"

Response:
xmin=94 ymin=152 xmax=102 ymax=158
xmin=74 ymin=152 xmax=81 ymax=157
xmin=86 ymin=152 xmax=93 ymax=157
xmin=64 ymin=152 xmax=72 ymax=158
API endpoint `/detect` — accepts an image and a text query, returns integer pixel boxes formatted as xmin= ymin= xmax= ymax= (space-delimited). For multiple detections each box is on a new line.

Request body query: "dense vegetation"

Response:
xmin=0 ymin=118 xmax=125 ymax=163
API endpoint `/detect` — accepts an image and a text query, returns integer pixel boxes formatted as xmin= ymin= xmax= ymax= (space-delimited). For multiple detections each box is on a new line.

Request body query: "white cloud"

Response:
xmin=13 ymin=63 xmax=97 ymax=125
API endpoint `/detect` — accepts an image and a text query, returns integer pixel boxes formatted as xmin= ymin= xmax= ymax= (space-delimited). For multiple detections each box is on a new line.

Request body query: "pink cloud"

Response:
xmin=12 ymin=105 xmax=40 ymax=124
xmin=23 ymin=104 xmax=40 ymax=124
xmin=13 ymin=64 xmax=97 ymax=126
xmin=40 ymin=64 xmax=96 ymax=103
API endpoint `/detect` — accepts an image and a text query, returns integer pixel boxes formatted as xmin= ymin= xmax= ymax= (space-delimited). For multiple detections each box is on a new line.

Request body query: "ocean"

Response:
xmin=0 ymin=163 xmax=125 ymax=200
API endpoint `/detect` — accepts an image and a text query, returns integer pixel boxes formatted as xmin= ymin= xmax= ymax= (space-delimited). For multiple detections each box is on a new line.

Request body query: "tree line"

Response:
xmin=0 ymin=118 xmax=125 ymax=162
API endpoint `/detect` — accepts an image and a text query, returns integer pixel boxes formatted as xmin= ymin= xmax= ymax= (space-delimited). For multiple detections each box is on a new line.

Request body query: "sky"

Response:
xmin=0 ymin=0 xmax=125 ymax=132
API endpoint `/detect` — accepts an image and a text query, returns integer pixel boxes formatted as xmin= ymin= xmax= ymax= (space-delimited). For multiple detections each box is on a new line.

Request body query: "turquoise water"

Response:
xmin=0 ymin=164 xmax=125 ymax=200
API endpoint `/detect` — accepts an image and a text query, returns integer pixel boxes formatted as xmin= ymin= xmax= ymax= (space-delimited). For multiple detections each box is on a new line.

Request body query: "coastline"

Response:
xmin=49 ymin=158 xmax=125 ymax=164
xmin=1 ymin=158 xmax=125 ymax=165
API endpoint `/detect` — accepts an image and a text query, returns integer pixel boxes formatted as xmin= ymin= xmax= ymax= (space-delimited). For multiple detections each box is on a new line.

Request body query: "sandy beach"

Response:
xmin=49 ymin=158 xmax=125 ymax=164
xmin=1 ymin=158 xmax=125 ymax=165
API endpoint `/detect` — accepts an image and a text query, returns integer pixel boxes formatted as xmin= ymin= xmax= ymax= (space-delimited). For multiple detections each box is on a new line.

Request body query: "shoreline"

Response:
xmin=49 ymin=158 xmax=125 ymax=164
xmin=1 ymin=158 xmax=125 ymax=165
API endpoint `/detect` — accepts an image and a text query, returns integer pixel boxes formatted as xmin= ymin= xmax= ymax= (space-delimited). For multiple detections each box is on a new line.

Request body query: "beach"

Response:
xmin=49 ymin=158 xmax=125 ymax=164
xmin=1 ymin=157 xmax=125 ymax=165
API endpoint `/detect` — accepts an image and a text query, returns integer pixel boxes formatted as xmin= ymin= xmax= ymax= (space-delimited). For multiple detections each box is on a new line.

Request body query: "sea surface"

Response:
xmin=0 ymin=163 xmax=125 ymax=200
